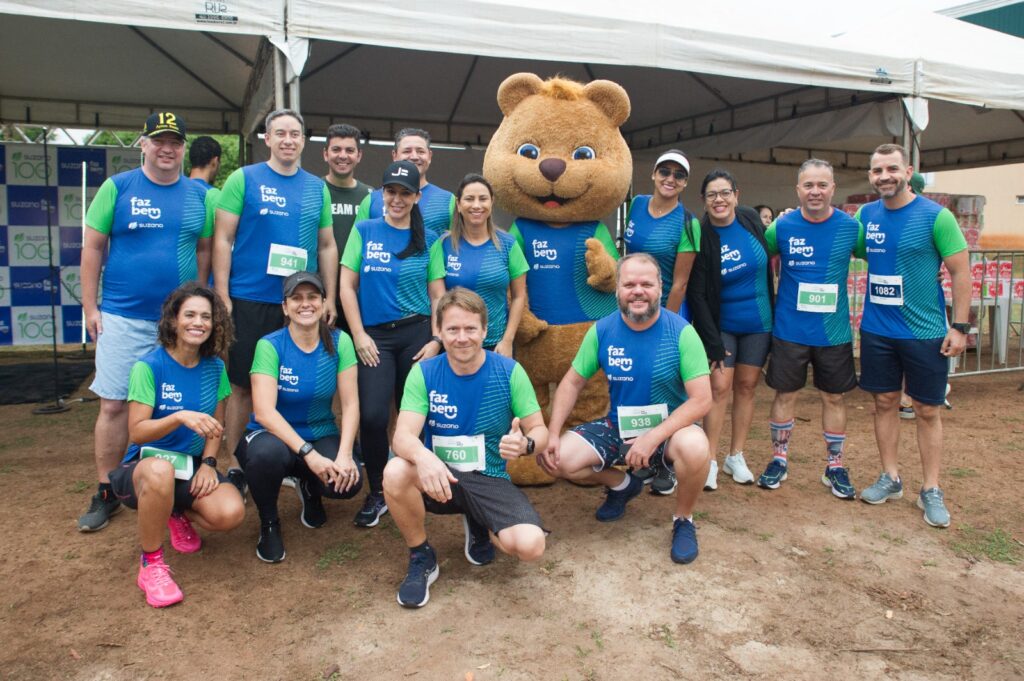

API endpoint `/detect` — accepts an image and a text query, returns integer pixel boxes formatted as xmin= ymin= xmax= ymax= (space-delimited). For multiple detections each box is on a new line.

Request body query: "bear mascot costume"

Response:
xmin=483 ymin=73 xmax=633 ymax=485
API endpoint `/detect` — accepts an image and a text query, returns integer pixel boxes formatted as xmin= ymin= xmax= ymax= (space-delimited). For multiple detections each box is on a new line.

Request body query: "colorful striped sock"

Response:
xmin=824 ymin=431 xmax=846 ymax=469
xmin=769 ymin=419 xmax=794 ymax=463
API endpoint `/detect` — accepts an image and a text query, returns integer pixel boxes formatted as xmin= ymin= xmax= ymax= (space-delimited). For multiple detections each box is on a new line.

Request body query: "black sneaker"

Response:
xmin=256 ymin=521 xmax=286 ymax=563
xmin=397 ymin=545 xmax=439 ymax=608
xmin=77 ymin=491 xmax=122 ymax=532
xmin=353 ymin=492 xmax=388 ymax=528
xmin=297 ymin=479 xmax=327 ymax=529
xmin=651 ymin=459 xmax=678 ymax=496
xmin=227 ymin=468 xmax=248 ymax=502
xmin=462 ymin=515 xmax=495 ymax=566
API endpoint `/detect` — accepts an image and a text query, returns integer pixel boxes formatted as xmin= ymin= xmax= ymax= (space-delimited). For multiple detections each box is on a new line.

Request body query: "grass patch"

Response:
xmin=951 ymin=526 xmax=1022 ymax=564
xmin=756 ymin=532 xmax=774 ymax=541
xmin=948 ymin=467 xmax=978 ymax=479
xmin=880 ymin=531 xmax=907 ymax=546
xmin=67 ymin=480 xmax=90 ymax=493
xmin=692 ymin=510 xmax=709 ymax=521
xmin=315 ymin=541 xmax=360 ymax=570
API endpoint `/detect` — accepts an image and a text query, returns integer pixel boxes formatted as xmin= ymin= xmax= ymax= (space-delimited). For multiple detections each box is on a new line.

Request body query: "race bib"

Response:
xmin=868 ymin=274 xmax=904 ymax=306
xmin=432 ymin=434 xmax=486 ymax=472
xmin=796 ymin=283 xmax=838 ymax=313
xmin=617 ymin=404 xmax=669 ymax=440
xmin=267 ymin=243 xmax=308 ymax=277
xmin=140 ymin=446 xmax=194 ymax=481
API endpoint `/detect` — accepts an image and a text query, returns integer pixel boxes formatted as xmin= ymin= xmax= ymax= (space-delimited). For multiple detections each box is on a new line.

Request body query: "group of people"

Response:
xmin=74 ymin=108 xmax=969 ymax=610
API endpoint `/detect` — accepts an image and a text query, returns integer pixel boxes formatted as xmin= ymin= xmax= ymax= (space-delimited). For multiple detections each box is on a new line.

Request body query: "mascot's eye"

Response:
xmin=572 ymin=146 xmax=596 ymax=160
xmin=517 ymin=143 xmax=540 ymax=160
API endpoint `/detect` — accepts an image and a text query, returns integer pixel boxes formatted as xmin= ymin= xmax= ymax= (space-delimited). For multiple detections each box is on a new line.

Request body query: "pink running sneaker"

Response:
xmin=167 ymin=512 xmax=202 ymax=553
xmin=137 ymin=557 xmax=184 ymax=608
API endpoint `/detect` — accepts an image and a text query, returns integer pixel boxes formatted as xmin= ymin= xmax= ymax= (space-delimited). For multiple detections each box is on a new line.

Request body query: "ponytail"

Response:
xmin=396 ymin=204 xmax=426 ymax=260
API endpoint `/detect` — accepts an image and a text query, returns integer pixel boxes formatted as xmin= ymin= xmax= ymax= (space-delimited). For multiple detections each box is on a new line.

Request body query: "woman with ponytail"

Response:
xmin=339 ymin=160 xmax=446 ymax=529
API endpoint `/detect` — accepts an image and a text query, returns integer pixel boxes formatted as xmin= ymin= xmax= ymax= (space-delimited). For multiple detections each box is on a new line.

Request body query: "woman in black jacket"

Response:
xmin=687 ymin=169 xmax=775 ymax=492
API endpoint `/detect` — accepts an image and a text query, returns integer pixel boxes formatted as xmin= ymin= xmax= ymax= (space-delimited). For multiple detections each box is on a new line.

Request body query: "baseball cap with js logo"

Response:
xmin=381 ymin=160 xmax=420 ymax=193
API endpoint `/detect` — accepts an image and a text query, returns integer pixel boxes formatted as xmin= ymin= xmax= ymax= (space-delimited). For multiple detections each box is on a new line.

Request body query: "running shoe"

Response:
xmin=78 ymin=491 xmax=122 ymax=532
xmin=703 ymin=459 xmax=719 ymax=491
xmin=137 ymin=556 xmax=184 ymax=608
xmin=860 ymin=472 xmax=903 ymax=504
xmin=167 ymin=512 xmax=202 ymax=553
xmin=670 ymin=518 xmax=699 ymax=564
xmin=595 ymin=474 xmax=643 ymax=522
xmin=757 ymin=459 xmax=788 ymax=490
xmin=297 ymin=478 xmax=327 ymax=529
xmin=462 ymin=515 xmax=495 ymax=566
xmin=899 ymin=405 xmax=915 ymax=420
xmin=227 ymin=468 xmax=248 ymax=501
xmin=631 ymin=464 xmax=657 ymax=485
xmin=397 ymin=545 xmax=439 ymax=608
xmin=917 ymin=487 xmax=951 ymax=528
xmin=650 ymin=460 xmax=678 ymax=496
xmin=723 ymin=452 xmax=755 ymax=484
xmin=821 ymin=466 xmax=856 ymax=499
xmin=256 ymin=520 xmax=286 ymax=563
xmin=353 ymin=492 xmax=388 ymax=528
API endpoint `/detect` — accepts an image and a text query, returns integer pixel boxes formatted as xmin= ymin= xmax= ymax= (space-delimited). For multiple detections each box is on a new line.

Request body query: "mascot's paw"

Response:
xmin=584 ymin=238 xmax=617 ymax=292
xmin=507 ymin=455 xmax=556 ymax=486
xmin=515 ymin=307 xmax=548 ymax=346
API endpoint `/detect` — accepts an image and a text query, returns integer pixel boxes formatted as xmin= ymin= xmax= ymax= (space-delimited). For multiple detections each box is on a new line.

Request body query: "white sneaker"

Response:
xmin=723 ymin=452 xmax=755 ymax=485
xmin=703 ymin=459 xmax=719 ymax=491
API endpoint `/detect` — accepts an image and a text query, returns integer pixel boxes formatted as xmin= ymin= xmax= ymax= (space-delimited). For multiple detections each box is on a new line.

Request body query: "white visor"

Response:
xmin=654 ymin=151 xmax=690 ymax=175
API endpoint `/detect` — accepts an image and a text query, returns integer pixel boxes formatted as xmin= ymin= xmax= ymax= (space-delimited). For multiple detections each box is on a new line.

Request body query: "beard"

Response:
xmin=876 ymin=176 xmax=907 ymax=198
xmin=620 ymin=297 xmax=657 ymax=324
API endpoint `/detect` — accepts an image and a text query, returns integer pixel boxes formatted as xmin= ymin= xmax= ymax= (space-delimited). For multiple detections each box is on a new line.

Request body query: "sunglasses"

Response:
xmin=656 ymin=167 xmax=687 ymax=181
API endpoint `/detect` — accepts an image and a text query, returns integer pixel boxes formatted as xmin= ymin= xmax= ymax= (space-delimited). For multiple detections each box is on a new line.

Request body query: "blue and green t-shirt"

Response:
xmin=624 ymin=196 xmax=701 ymax=316
xmin=356 ymin=183 xmax=455 ymax=238
xmin=218 ymin=163 xmax=332 ymax=304
xmin=508 ymin=218 xmax=619 ymax=325
xmin=340 ymin=217 xmax=445 ymax=327
xmin=429 ymin=231 xmax=529 ymax=347
xmin=766 ymin=209 xmax=863 ymax=347
xmin=856 ymin=196 xmax=966 ymax=340
xmin=86 ymin=169 xmax=215 ymax=321
xmin=123 ymin=347 xmax=230 ymax=463
xmin=571 ymin=310 xmax=709 ymax=427
xmin=400 ymin=352 xmax=540 ymax=480
xmin=247 ymin=327 xmax=357 ymax=441
xmin=716 ymin=219 xmax=772 ymax=335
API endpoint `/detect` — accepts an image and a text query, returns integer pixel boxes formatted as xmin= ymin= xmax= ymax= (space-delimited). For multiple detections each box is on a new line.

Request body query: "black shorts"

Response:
xmin=720 ymin=331 xmax=771 ymax=368
xmin=227 ymin=298 xmax=285 ymax=386
xmin=109 ymin=459 xmax=229 ymax=512
xmin=766 ymin=337 xmax=858 ymax=394
xmin=422 ymin=467 xmax=544 ymax=533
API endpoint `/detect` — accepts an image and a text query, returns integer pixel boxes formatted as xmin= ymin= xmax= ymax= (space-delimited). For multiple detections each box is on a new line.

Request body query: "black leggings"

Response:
xmin=359 ymin=317 xmax=431 ymax=493
xmin=235 ymin=431 xmax=362 ymax=523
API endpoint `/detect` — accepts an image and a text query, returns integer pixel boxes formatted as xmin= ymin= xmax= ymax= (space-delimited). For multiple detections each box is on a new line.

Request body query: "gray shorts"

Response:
xmin=422 ymin=466 xmax=544 ymax=533
xmin=720 ymin=331 xmax=771 ymax=369
xmin=89 ymin=311 xmax=158 ymax=400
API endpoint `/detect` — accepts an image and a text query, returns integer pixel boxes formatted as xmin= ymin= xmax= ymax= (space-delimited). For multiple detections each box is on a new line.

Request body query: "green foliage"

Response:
xmin=951 ymin=526 xmax=1022 ymax=564
xmin=183 ymin=134 xmax=240 ymax=188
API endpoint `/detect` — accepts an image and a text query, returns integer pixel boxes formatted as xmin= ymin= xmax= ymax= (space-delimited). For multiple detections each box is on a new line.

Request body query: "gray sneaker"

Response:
xmin=860 ymin=472 xmax=903 ymax=504
xmin=78 ymin=491 xmax=123 ymax=532
xmin=651 ymin=462 xmax=677 ymax=496
xmin=917 ymin=487 xmax=951 ymax=528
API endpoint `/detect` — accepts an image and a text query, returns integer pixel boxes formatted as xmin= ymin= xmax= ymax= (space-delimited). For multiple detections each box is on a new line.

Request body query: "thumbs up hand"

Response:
xmin=499 ymin=417 xmax=526 ymax=461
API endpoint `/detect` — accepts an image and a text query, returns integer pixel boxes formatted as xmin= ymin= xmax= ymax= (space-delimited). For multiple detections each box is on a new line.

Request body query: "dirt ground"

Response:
xmin=0 ymin=365 xmax=1022 ymax=681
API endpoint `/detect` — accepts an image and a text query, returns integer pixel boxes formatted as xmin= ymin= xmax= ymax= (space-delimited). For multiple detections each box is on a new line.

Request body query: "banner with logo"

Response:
xmin=0 ymin=143 xmax=140 ymax=345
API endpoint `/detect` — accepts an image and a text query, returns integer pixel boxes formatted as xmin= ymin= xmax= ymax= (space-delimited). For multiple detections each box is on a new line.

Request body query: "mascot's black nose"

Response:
xmin=538 ymin=158 xmax=566 ymax=182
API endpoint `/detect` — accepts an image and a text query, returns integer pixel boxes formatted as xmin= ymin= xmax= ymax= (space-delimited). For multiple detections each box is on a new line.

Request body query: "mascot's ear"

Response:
xmin=582 ymin=79 xmax=631 ymax=128
xmin=497 ymin=73 xmax=545 ymax=116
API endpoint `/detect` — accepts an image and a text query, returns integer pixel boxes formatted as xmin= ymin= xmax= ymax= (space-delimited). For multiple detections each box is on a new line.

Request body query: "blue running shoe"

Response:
xmin=671 ymin=518 xmax=699 ymax=564
xmin=595 ymin=474 xmax=643 ymax=522
xmin=758 ymin=459 xmax=788 ymax=490
xmin=353 ymin=492 xmax=388 ymax=528
xmin=917 ymin=487 xmax=951 ymax=528
xmin=821 ymin=466 xmax=856 ymax=499
xmin=860 ymin=472 xmax=903 ymax=504
xmin=397 ymin=546 xmax=439 ymax=608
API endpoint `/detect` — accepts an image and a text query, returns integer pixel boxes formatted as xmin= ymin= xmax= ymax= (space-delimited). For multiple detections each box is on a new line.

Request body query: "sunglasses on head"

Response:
xmin=656 ymin=167 xmax=687 ymax=181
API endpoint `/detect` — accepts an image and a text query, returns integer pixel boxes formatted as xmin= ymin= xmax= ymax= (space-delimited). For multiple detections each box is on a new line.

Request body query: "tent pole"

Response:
xmin=274 ymin=49 xmax=285 ymax=111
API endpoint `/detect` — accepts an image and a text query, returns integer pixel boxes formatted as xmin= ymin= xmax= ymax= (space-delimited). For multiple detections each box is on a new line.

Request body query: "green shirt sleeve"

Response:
xmin=319 ymin=184 xmax=332 ymax=229
xmin=764 ymin=221 xmax=778 ymax=256
xmin=677 ymin=215 xmax=701 ymax=253
xmin=217 ymin=168 xmax=246 ymax=215
xmin=428 ymin=238 xmax=447 ymax=281
xmin=217 ymin=367 xmax=231 ymax=401
xmin=570 ymin=325 xmax=600 ymax=379
xmin=447 ymin=194 xmax=456 ymax=223
xmin=510 ymin=362 xmax=541 ymax=418
xmin=594 ymin=223 xmax=621 ymax=259
xmin=678 ymin=325 xmax=710 ymax=381
xmin=201 ymin=187 xmax=219 ymax=238
xmin=853 ymin=207 xmax=867 ymax=259
xmin=508 ymin=223 xmax=525 ymax=252
xmin=933 ymin=208 xmax=967 ymax=257
xmin=354 ymin=193 xmax=372 ymax=223
xmin=508 ymin=240 xmax=529 ymax=279
xmin=340 ymin=225 xmax=364 ymax=271
xmin=85 ymin=178 xmax=118 ymax=234
xmin=399 ymin=363 xmax=428 ymax=414
xmin=126 ymin=361 xmax=156 ymax=406
xmin=250 ymin=339 xmax=280 ymax=377
xmin=336 ymin=331 xmax=358 ymax=373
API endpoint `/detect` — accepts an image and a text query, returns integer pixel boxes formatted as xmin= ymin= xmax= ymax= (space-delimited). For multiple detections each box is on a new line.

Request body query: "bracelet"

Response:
xmin=431 ymin=335 xmax=443 ymax=346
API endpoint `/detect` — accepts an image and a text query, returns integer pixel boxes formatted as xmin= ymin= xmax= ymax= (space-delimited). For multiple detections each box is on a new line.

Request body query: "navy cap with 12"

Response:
xmin=143 ymin=112 xmax=186 ymax=140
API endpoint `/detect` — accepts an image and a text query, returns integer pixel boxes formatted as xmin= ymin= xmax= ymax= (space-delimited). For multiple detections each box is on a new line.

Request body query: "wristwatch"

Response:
xmin=431 ymin=335 xmax=443 ymax=347
xmin=525 ymin=436 xmax=536 ymax=455
xmin=951 ymin=322 xmax=970 ymax=334
xmin=297 ymin=441 xmax=315 ymax=458
xmin=202 ymin=456 xmax=218 ymax=470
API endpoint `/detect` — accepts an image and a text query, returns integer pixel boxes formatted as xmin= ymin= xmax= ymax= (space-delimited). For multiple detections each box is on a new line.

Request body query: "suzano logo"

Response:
xmin=0 ymin=318 xmax=9 ymax=335
xmin=62 ymin=193 xmax=83 ymax=221
xmin=16 ymin=312 xmax=54 ymax=340
xmin=531 ymin=239 xmax=558 ymax=262
xmin=606 ymin=345 xmax=633 ymax=371
xmin=259 ymin=184 xmax=287 ymax=207
xmin=865 ymin=222 xmax=886 ymax=245
xmin=130 ymin=196 xmax=161 ymax=220
xmin=428 ymin=390 xmax=458 ymax=419
xmin=10 ymin=151 xmax=50 ymax=182
xmin=12 ymin=232 xmax=51 ymax=262
xmin=160 ymin=382 xmax=183 ymax=403
xmin=109 ymin=155 xmax=137 ymax=174
xmin=63 ymin=271 xmax=82 ymax=299
xmin=787 ymin=236 xmax=814 ymax=258
xmin=365 ymin=241 xmax=391 ymax=264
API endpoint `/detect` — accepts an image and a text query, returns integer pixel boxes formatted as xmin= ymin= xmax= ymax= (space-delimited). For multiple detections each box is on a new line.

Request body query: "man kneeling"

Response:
xmin=384 ymin=288 xmax=548 ymax=608
xmin=538 ymin=253 xmax=712 ymax=563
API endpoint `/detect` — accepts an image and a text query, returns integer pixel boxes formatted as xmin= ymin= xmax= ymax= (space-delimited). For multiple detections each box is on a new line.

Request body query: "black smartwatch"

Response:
xmin=525 ymin=436 xmax=536 ymax=455
xmin=951 ymin=322 xmax=970 ymax=335
xmin=202 ymin=456 xmax=218 ymax=470
xmin=431 ymin=335 xmax=443 ymax=347
xmin=297 ymin=441 xmax=315 ymax=458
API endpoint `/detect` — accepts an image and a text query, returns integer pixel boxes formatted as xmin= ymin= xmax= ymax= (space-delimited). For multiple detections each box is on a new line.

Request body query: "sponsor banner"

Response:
xmin=7 ymin=226 xmax=61 ymax=267
xmin=59 ymin=227 xmax=84 ymax=266
xmin=0 ymin=266 xmax=9 ymax=307
xmin=57 ymin=147 xmax=107 ymax=187
xmin=0 ymin=226 xmax=7 ymax=266
xmin=10 ymin=305 xmax=63 ymax=345
xmin=4 ymin=146 xmax=57 ymax=186
xmin=0 ymin=185 xmax=7 ymax=225
xmin=59 ymin=187 xmax=98 ymax=227
xmin=0 ymin=144 xmax=6 ymax=184
xmin=7 ymin=185 xmax=58 ymax=226
xmin=60 ymin=267 xmax=82 ymax=306
xmin=0 ymin=307 xmax=10 ymax=344
xmin=106 ymin=149 xmax=142 ymax=176
xmin=62 ymin=304 xmax=84 ymax=343
xmin=9 ymin=266 xmax=60 ymax=306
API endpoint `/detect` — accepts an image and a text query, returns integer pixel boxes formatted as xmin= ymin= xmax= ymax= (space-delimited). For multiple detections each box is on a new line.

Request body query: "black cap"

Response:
xmin=282 ymin=271 xmax=325 ymax=298
xmin=143 ymin=112 xmax=186 ymax=140
xmin=381 ymin=160 xmax=420 ymax=193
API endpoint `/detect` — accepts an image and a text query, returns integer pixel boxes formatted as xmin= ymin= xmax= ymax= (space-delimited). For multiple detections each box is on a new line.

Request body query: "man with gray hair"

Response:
xmin=756 ymin=159 xmax=864 ymax=498
xmin=538 ymin=253 xmax=713 ymax=564
xmin=213 ymin=109 xmax=337 ymax=492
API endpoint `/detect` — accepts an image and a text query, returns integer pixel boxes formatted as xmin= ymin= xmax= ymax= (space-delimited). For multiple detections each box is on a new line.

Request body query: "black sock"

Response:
xmin=98 ymin=482 xmax=113 ymax=499
xmin=410 ymin=540 xmax=432 ymax=555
